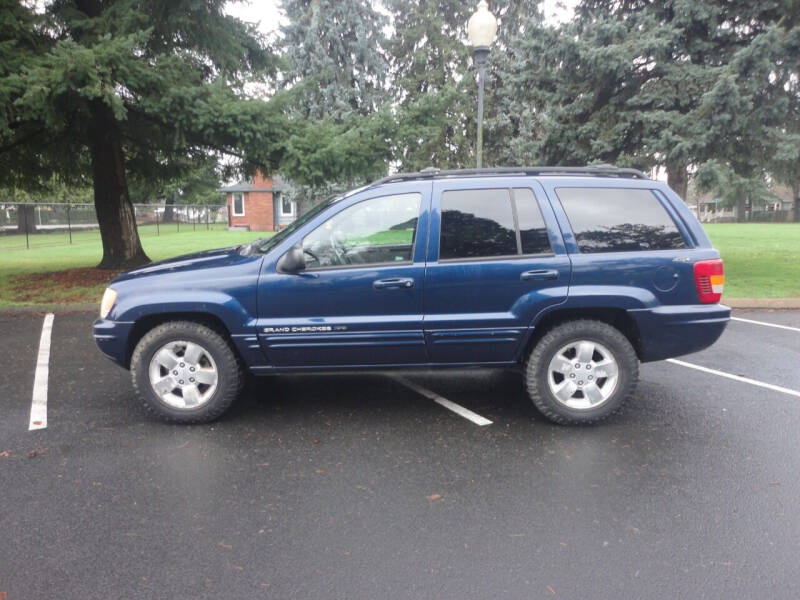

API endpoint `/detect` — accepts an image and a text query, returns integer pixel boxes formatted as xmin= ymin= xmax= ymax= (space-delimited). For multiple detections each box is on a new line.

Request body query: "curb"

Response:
xmin=725 ymin=298 xmax=800 ymax=309
xmin=0 ymin=303 xmax=97 ymax=314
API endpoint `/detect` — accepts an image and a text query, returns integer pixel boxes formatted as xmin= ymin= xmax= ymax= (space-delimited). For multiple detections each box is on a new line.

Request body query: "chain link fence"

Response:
xmin=0 ymin=203 xmax=229 ymax=250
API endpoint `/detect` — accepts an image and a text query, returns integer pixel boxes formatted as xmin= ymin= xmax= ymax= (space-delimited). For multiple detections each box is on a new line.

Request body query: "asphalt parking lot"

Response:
xmin=2 ymin=309 xmax=800 ymax=599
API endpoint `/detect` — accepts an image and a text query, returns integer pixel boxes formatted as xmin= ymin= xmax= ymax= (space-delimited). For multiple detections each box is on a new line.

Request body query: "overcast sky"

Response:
xmin=225 ymin=0 xmax=580 ymax=38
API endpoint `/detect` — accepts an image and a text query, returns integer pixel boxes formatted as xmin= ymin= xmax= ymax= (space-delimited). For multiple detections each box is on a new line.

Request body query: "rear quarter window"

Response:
xmin=556 ymin=187 xmax=686 ymax=253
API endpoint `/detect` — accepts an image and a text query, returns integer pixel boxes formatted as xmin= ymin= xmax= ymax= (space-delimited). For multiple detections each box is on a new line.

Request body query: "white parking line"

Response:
xmin=391 ymin=375 xmax=493 ymax=426
xmin=731 ymin=316 xmax=800 ymax=333
xmin=666 ymin=358 xmax=800 ymax=399
xmin=29 ymin=313 xmax=54 ymax=431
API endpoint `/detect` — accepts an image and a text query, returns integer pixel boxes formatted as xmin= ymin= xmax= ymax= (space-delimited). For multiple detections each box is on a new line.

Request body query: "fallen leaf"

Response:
xmin=312 ymin=438 xmax=321 ymax=444
xmin=546 ymin=584 xmax=556 ymax=595
xmin=218 ymin=542 xmax=232 ymax=550
xmin=27 ymin=450 xmax=38 ymax=458
xmin=315 ymin=468 xmax=327 ymax=474
xmin=426 ymin=494 xmax=442 ymax=501
xmin=0 ymin=451 xmax=9 ymax=457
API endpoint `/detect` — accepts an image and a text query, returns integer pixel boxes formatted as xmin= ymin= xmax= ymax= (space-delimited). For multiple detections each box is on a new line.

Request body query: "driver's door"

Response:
xmin=256 ymin=183 xmax=430 ymax=368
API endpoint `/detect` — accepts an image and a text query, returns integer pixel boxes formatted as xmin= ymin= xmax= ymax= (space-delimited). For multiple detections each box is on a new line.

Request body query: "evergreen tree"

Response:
xmin=280 ymin=0 xmax=388 ymax=119
xmin=483 ymin=0 xmax=543 ymax=166
xmin=278 ymin=0 xmax=390 ymax=210
xmin=491 ymin=0 xmax=798 ymax=207
xmin=388 ymin=0 xmax=542 ymax=171
xmin=386 ymin=0 xmax=474 ymax=170
xmin=0 ymin=0 xmax=288 ymax=267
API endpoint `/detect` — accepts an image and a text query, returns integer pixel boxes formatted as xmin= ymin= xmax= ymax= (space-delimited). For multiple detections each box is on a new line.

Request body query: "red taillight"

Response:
xmin=693 ymin=259 xmax=724 ymax=304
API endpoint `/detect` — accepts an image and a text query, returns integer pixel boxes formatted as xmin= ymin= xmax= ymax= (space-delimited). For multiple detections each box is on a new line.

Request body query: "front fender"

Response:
xmin=112 ymin=291 xmax=257 ymax=335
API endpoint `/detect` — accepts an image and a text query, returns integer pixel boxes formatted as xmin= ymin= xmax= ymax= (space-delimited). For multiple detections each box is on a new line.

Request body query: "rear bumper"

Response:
xmin=93 ymin=318 xmax=134 ymax=368
xmin=629 ymin=304 xmax=730 ymax=362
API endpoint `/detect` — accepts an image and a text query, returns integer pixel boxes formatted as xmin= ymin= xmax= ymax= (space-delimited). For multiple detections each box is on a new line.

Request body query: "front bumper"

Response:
xmin=629 ymin=304 xmax=731 ymax=362
xmin=93 ymin=318 xmax=135 ymax=368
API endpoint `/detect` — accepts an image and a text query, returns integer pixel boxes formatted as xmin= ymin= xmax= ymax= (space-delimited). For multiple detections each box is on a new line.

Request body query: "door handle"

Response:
xmin=373 ymin=277 xmax=415 ymax=290
xmin=520 ymin=269 xmax=559 ymax=281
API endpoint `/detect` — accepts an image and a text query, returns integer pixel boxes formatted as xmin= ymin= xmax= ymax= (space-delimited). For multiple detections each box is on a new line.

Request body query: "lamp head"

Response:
xmin=467 ymin=0 xmax=497 ymax=48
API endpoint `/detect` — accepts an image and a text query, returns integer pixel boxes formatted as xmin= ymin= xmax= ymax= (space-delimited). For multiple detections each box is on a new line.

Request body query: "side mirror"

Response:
xmin=277 ymin=243 xmax=306 ymax=274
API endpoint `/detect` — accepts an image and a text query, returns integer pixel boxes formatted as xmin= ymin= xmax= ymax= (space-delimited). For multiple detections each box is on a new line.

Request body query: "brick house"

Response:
xmin=217 ymin=172 xmax=296 ymax=231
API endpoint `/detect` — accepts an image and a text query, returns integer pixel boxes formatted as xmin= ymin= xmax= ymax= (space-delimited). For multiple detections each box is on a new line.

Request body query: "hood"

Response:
xmin=112 ymin=246 xmax=252 ymax=283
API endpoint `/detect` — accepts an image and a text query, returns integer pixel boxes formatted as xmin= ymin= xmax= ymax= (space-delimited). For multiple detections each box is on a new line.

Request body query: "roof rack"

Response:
xmin=370 ymin=165 xmax=649 ymax=187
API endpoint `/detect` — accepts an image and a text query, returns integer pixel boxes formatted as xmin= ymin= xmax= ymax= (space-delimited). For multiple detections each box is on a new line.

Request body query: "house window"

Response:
xmin=232 ymin=193 xmax=245 ymax=217
xmin=280 ymin=196 xmax=295 ymax=217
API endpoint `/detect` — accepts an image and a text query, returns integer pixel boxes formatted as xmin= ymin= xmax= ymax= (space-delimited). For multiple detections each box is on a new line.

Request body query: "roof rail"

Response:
xmin=369 ymin=165 xmax=649 ymax=187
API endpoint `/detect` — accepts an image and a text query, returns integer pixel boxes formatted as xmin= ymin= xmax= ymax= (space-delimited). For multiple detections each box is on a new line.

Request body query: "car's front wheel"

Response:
xmin=524 ymin=319 xmax=638 ymax=425
xmin=130 ymin=321 xmax=242 ymax=423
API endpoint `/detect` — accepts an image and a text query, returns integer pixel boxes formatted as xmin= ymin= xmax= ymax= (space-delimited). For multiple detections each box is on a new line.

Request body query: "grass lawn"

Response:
xmin=0 ymin=225 xmax=268 ymax=307
xmin=704 ymin=223 xmax=800 ymax=299
xmin=0 ymin=222 xmax=798 ymax=306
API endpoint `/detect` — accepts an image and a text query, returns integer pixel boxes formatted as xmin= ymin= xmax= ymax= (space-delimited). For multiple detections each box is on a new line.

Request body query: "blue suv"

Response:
xmin=94 ymin=166 xmax=729 ymax=425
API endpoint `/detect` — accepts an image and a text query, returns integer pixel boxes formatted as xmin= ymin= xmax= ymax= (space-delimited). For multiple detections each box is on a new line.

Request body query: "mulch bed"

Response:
xmin=7 ymin=267 xmax=122 ymax=304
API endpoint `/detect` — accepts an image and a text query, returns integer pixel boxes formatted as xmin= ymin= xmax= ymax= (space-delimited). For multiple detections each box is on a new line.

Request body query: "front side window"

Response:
xmin=556 ymin=188 xmax=686 ymax=253
xmin=232 ymin=193 xmax=245 ymax=216
xmin=439 ymin=188 xmax=552 ymax=260
xmin=302 ymin=193 xmax=421 ymax=269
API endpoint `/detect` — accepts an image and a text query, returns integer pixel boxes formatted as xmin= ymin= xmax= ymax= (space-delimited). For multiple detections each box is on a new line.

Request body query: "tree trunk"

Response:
xmin=667 ymin=163 xmax=688 ymax=201
xmin=162 ymin=195 xmax=176 ymax=223
xmin=16 ymin=204 xmax=37 ymax=234
xmin=736 ymin=194 xmax=748 ymax=222
xmin=87 ymin=99 xmax=149 ymax=269
xmin=793 ymin=185 xmax=800 ymax=222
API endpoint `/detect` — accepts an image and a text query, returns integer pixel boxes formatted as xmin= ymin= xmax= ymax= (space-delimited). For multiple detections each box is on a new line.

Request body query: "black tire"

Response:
xmin=524 ymin=319 xmax=638 ymax=425
xmin=130 ymin=321 xmax=242 ymax=424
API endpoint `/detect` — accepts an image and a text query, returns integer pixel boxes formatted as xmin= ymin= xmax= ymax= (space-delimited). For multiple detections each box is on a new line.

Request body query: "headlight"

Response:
xmin=100 ymin=287 xmax=118 ymax=319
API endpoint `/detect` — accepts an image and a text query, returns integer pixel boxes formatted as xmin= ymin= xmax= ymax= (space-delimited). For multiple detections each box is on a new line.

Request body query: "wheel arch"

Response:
xmin=521 ymin=306 xmax=643 ymax=362
xmin=124 ymin=312 xmax=237 ymax=369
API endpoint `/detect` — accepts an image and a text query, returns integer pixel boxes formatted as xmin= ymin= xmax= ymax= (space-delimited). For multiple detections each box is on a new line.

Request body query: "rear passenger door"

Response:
xmin=423 ymin=180 xmax=571 ymax=364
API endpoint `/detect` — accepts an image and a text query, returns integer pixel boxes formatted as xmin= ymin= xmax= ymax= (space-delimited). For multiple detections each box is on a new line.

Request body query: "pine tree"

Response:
xmin=280 ymin=0 xmax=389 ymax=119
xmin=0 ymin=0 xmax=289 ymax=267
xmin=278 ymin=0 xmax=391 ymax=210
xmin=491 ymin=0 xmax=798 ymax=208
xmin=386 ymin=0 xmax=475 ymax=170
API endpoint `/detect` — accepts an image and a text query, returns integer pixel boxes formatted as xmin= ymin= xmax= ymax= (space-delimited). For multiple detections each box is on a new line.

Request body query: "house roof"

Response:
xmin=216 ymin=174 xmax=288 ymax=193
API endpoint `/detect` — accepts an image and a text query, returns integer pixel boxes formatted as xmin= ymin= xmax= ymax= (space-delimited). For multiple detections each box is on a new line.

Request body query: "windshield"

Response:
xmin=250 ymin=195 xmax=341 ymax=255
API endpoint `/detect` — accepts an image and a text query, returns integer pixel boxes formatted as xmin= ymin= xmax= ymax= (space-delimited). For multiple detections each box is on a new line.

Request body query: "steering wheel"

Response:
xmin=303 ymin=247 xmax=319 ymax=263
xmin=329 ymin=230 xmax=349 ymax=264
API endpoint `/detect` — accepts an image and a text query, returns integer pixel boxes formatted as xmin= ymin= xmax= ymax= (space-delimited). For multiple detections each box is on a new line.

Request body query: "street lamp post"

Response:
xmin=468 ymin=0 xmax=497 ymax=169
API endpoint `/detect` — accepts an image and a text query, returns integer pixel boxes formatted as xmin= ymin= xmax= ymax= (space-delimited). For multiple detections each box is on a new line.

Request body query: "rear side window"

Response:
xmin=556 ymin=187 xmax=686 ymax=253
xmin=439 ymin=188 xmax=552 ymax=260
xmin=440 ymin=189 xmax=517 ymax=259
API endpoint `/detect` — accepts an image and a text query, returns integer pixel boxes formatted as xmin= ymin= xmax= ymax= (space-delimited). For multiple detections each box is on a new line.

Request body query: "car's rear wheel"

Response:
xmin=524 ymin=319 xmax=638 ymax=425
xmin=131 ymin=321 xmax=242 ymax=423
